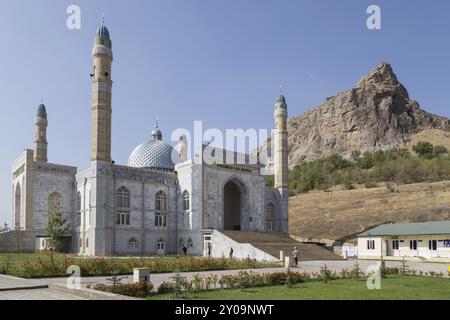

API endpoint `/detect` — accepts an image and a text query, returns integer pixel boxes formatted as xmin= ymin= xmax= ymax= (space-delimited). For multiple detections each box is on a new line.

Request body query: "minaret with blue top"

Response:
xmin=88 ymin=21 xmax=114 ymax=255
xmin=34 ymin=102 xmax=48 ymax=162
xmin=91 ymin=21 xmax=113 ymax=163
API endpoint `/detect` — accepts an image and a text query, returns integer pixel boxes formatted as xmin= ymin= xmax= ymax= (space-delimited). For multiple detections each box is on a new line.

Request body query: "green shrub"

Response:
xmin=94 ymin=281 xmax=154 ymax=298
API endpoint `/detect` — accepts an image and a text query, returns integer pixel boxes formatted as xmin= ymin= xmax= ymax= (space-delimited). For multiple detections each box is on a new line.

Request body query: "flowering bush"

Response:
xmin=19 ymin=256 xmax=278 ymax=278
xmin=93 ymin=281 xmax=154 ymax=298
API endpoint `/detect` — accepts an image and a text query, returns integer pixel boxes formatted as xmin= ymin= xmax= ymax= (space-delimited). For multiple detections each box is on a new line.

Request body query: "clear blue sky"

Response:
xmin=1 ymin=0 xmax=450 ymax=224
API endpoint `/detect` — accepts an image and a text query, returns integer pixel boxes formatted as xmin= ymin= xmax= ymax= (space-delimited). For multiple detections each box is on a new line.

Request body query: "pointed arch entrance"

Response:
xmin=223 ymin=178 xmax=246 ymax=231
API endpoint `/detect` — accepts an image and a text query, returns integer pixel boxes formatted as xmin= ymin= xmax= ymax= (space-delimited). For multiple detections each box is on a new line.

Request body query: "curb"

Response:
xmin=48 ymin=283 xmax=142 ymax=300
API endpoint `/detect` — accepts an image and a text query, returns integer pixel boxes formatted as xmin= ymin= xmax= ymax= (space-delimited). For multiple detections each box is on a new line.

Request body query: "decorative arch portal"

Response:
xmin=223 ymin=177 xmax=247 ymax=231
xmin=14 ymin=183 xmax=21 ymax=228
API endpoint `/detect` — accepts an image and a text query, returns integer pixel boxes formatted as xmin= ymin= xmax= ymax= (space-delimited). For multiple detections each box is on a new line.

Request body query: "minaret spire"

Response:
xmin=91 ymin=22 xmax=113 ymax=162
xmin=273 ymin=90 xmax=289 ymax=233
xmin=34 ymin=101 xmax=48 ymax=162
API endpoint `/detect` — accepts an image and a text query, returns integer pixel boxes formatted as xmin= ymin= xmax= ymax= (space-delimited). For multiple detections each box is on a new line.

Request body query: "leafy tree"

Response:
xmin=47 ymin=210 xmax=70 ymax=263
xmin=412 ymin=141 xmax=434 ymax=158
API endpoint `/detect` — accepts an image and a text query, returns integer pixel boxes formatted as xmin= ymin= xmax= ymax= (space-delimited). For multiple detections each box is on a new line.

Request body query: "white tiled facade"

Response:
xmin=5 ymin=24 xmax=289 ymax=257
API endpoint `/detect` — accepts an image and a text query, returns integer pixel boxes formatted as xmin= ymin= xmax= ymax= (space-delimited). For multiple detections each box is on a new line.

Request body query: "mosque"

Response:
xmin=5 ymin=24 xmax=289 ymax=258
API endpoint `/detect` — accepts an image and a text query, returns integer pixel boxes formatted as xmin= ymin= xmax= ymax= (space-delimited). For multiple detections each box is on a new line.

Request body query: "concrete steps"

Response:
xmin=221 ymin=230 xmax=343 ymax=261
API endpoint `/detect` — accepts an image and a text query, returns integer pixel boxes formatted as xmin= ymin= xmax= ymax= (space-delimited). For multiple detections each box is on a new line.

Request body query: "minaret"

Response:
xmin=273 ymin=92 xmax=289 ymax=233
xmin=91 ymin=22 xmax=113 ymax=163
xmin=34 ymin=102 xmax=48 ymax=162
xmin=88 ymin=22 xmax=114 ymax=256
xmin=178 ymin=134 xmax=188 ymax=162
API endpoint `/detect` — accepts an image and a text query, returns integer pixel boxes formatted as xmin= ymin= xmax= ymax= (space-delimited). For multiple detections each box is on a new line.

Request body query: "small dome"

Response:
xmin=276 ymin=94 xmax=286 ymax=104
xmin=128 ymin=140 xmax=176 ymax=171
xmin=96 ymin=25 xmax=110 ymax=38
xmin=151 ymin=129 xmax=163 ymax=141
xmin=37 ymin=104 xmax=47 ymax=119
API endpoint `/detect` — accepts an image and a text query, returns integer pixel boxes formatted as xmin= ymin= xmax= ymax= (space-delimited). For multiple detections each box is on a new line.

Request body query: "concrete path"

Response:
xmin=1 ymin=260 xmax=448 ymax=300
xmin=0 ymin=274 xmax=86 ymax=300
xmin=32 ymin=259 xmax=450 ymax=290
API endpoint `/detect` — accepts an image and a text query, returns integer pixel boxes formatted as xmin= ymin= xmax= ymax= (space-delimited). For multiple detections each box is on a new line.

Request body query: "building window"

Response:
xmin=428 ymin=240 xmax=437 ymax=251
xmin=392 ymin=240 xmax=399 ymax=250
xmin=409 ymin=240 xmax=417 ymax=250
xmin=179 ymin=238 xmax=185 ymax=248
xmin=187 ymin=238 xmax=193 ymax=248
xmin=367 ymin=240 xmax=375 ymax=250
xmin=182 ymin=191 xmax=190 ymax=211
xmin=156 ymin=239 xmax=165 ymax=251
xmin=85 ymin=238 xmax=89 ymax=248
xmin=155 ymin=191 xmax=167 ymax=227
xmin=116 ymin=186 xmax=131 ymax=226
xmin=266 ymin=203 xmax=275 ymax=231
xmin=128 ymin=238 xmax=137 ymax=249
xmin=79 ymin=238 xmax=82 ymax=248
xmin=48 ymin=192 xmax=63 ymax=213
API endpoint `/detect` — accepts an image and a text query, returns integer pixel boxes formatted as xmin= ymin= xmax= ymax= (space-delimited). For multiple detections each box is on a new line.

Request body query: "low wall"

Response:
xmin=210 ymin=230 xmax=278 ymax=261
xmin=0 ymin=231 xmax=36 ymax=252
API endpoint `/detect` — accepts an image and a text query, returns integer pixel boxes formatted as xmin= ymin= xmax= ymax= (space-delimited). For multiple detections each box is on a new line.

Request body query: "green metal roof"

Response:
xmin=357 ymin=220 xmax=450 ymax=237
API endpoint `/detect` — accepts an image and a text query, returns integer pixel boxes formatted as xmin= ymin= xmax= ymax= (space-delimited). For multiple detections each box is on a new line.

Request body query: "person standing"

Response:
xmin=207 ymin=243 xmax=212 ymax=257
xmin=182 ymin=245 xmax=188 ymax=256
xmin=292 ymin=247 xmax=299 ymax=267
xmin=229 ymin=247 xmax=234 ymax=259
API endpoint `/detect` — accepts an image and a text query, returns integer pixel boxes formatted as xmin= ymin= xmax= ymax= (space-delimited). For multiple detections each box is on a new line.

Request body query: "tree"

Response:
xmin=47 ymin=210 xmax=70 ymax=263
xmin=412 ymin=141 xmax=434 ymax=158
xmin=351 ymin=150 xmax=361 ymax=162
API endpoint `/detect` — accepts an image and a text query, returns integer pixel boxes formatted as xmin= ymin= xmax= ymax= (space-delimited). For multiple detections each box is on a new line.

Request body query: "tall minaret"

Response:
xmin=88 ymin=22 xmax=114 ymax=256
xmin=34 ymin=102 xmax=48 ymax=162
xmin=91 ymin=22 xmax=113 ymax=163
xmin=273 ymin=92 xmax=289 ymax=233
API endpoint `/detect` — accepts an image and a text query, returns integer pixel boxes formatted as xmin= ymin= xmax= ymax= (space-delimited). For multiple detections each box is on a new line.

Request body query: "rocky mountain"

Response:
xmin=274 ymin=63 xmax=450 ymax=167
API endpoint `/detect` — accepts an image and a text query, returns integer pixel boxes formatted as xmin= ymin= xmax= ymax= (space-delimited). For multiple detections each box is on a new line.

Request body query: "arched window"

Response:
xmin=156 ymin=239 xmax=165 ymax=251
xmin=182 ymin=191 xmax=190 ymax=211
xmin=179 ymin=238 xmax=185 ymax=248
xmin=116 ymin=186 xmax=131 ymax=225
xmin=14 ymin=184 xmax=21 ymax=228
xmin=266 ymin=203 xmax=275 ymax=232
xmin=48 ymin=192 xmax=63 ymax=214
xmin=155 ymin=191 xmax=167 ymax=227
xmin=128 ymin=238 xmax=137 ymax=249
xmin=187 ymin=238 xmax=193 ymax=248
xmin=76 ymin=192 xmax=81 ymax=227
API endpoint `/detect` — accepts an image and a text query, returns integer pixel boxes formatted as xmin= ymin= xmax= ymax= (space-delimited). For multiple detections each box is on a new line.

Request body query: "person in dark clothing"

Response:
xmin=229 ymin=247 xmax=234 ymax=259
xmin=207 ymin=243 xmax=212 ymax=257
xmin=182 ymin=245 xmax=188 ymax=256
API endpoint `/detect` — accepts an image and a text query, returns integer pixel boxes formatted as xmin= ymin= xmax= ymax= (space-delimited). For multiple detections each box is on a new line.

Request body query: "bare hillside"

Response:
xmin=289 ymin=181 xmax=450 ymax=243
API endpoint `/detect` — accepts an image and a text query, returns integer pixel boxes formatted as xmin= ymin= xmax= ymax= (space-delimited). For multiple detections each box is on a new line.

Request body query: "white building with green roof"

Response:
xmin=357 ymin=221 xmax=450 ymax=262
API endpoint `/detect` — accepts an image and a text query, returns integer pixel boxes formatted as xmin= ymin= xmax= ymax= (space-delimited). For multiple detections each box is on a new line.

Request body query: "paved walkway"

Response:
xmin=32 ymin=259 xmax=450 ymax=289
xmin=0 ymin=274 xmax=86 ymax=300
xmin=1 ymin=260 xmax=448 ymax=300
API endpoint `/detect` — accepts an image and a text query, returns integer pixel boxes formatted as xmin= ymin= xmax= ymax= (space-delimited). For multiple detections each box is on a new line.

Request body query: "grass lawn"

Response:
xmin=0 ymin=252 xmax=69 ymax=275
xmin=149 ymin=276 xmax=450 ymax=300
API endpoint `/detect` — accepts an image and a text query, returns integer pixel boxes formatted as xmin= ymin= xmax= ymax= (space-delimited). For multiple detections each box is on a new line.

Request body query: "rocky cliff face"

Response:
xmin=284 ymin=63 xmax=449 ymax=166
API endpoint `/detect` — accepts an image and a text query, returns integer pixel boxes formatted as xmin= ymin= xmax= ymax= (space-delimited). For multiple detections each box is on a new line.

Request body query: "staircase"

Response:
xmin=221 ymin=230 xmax=343 ymax=261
